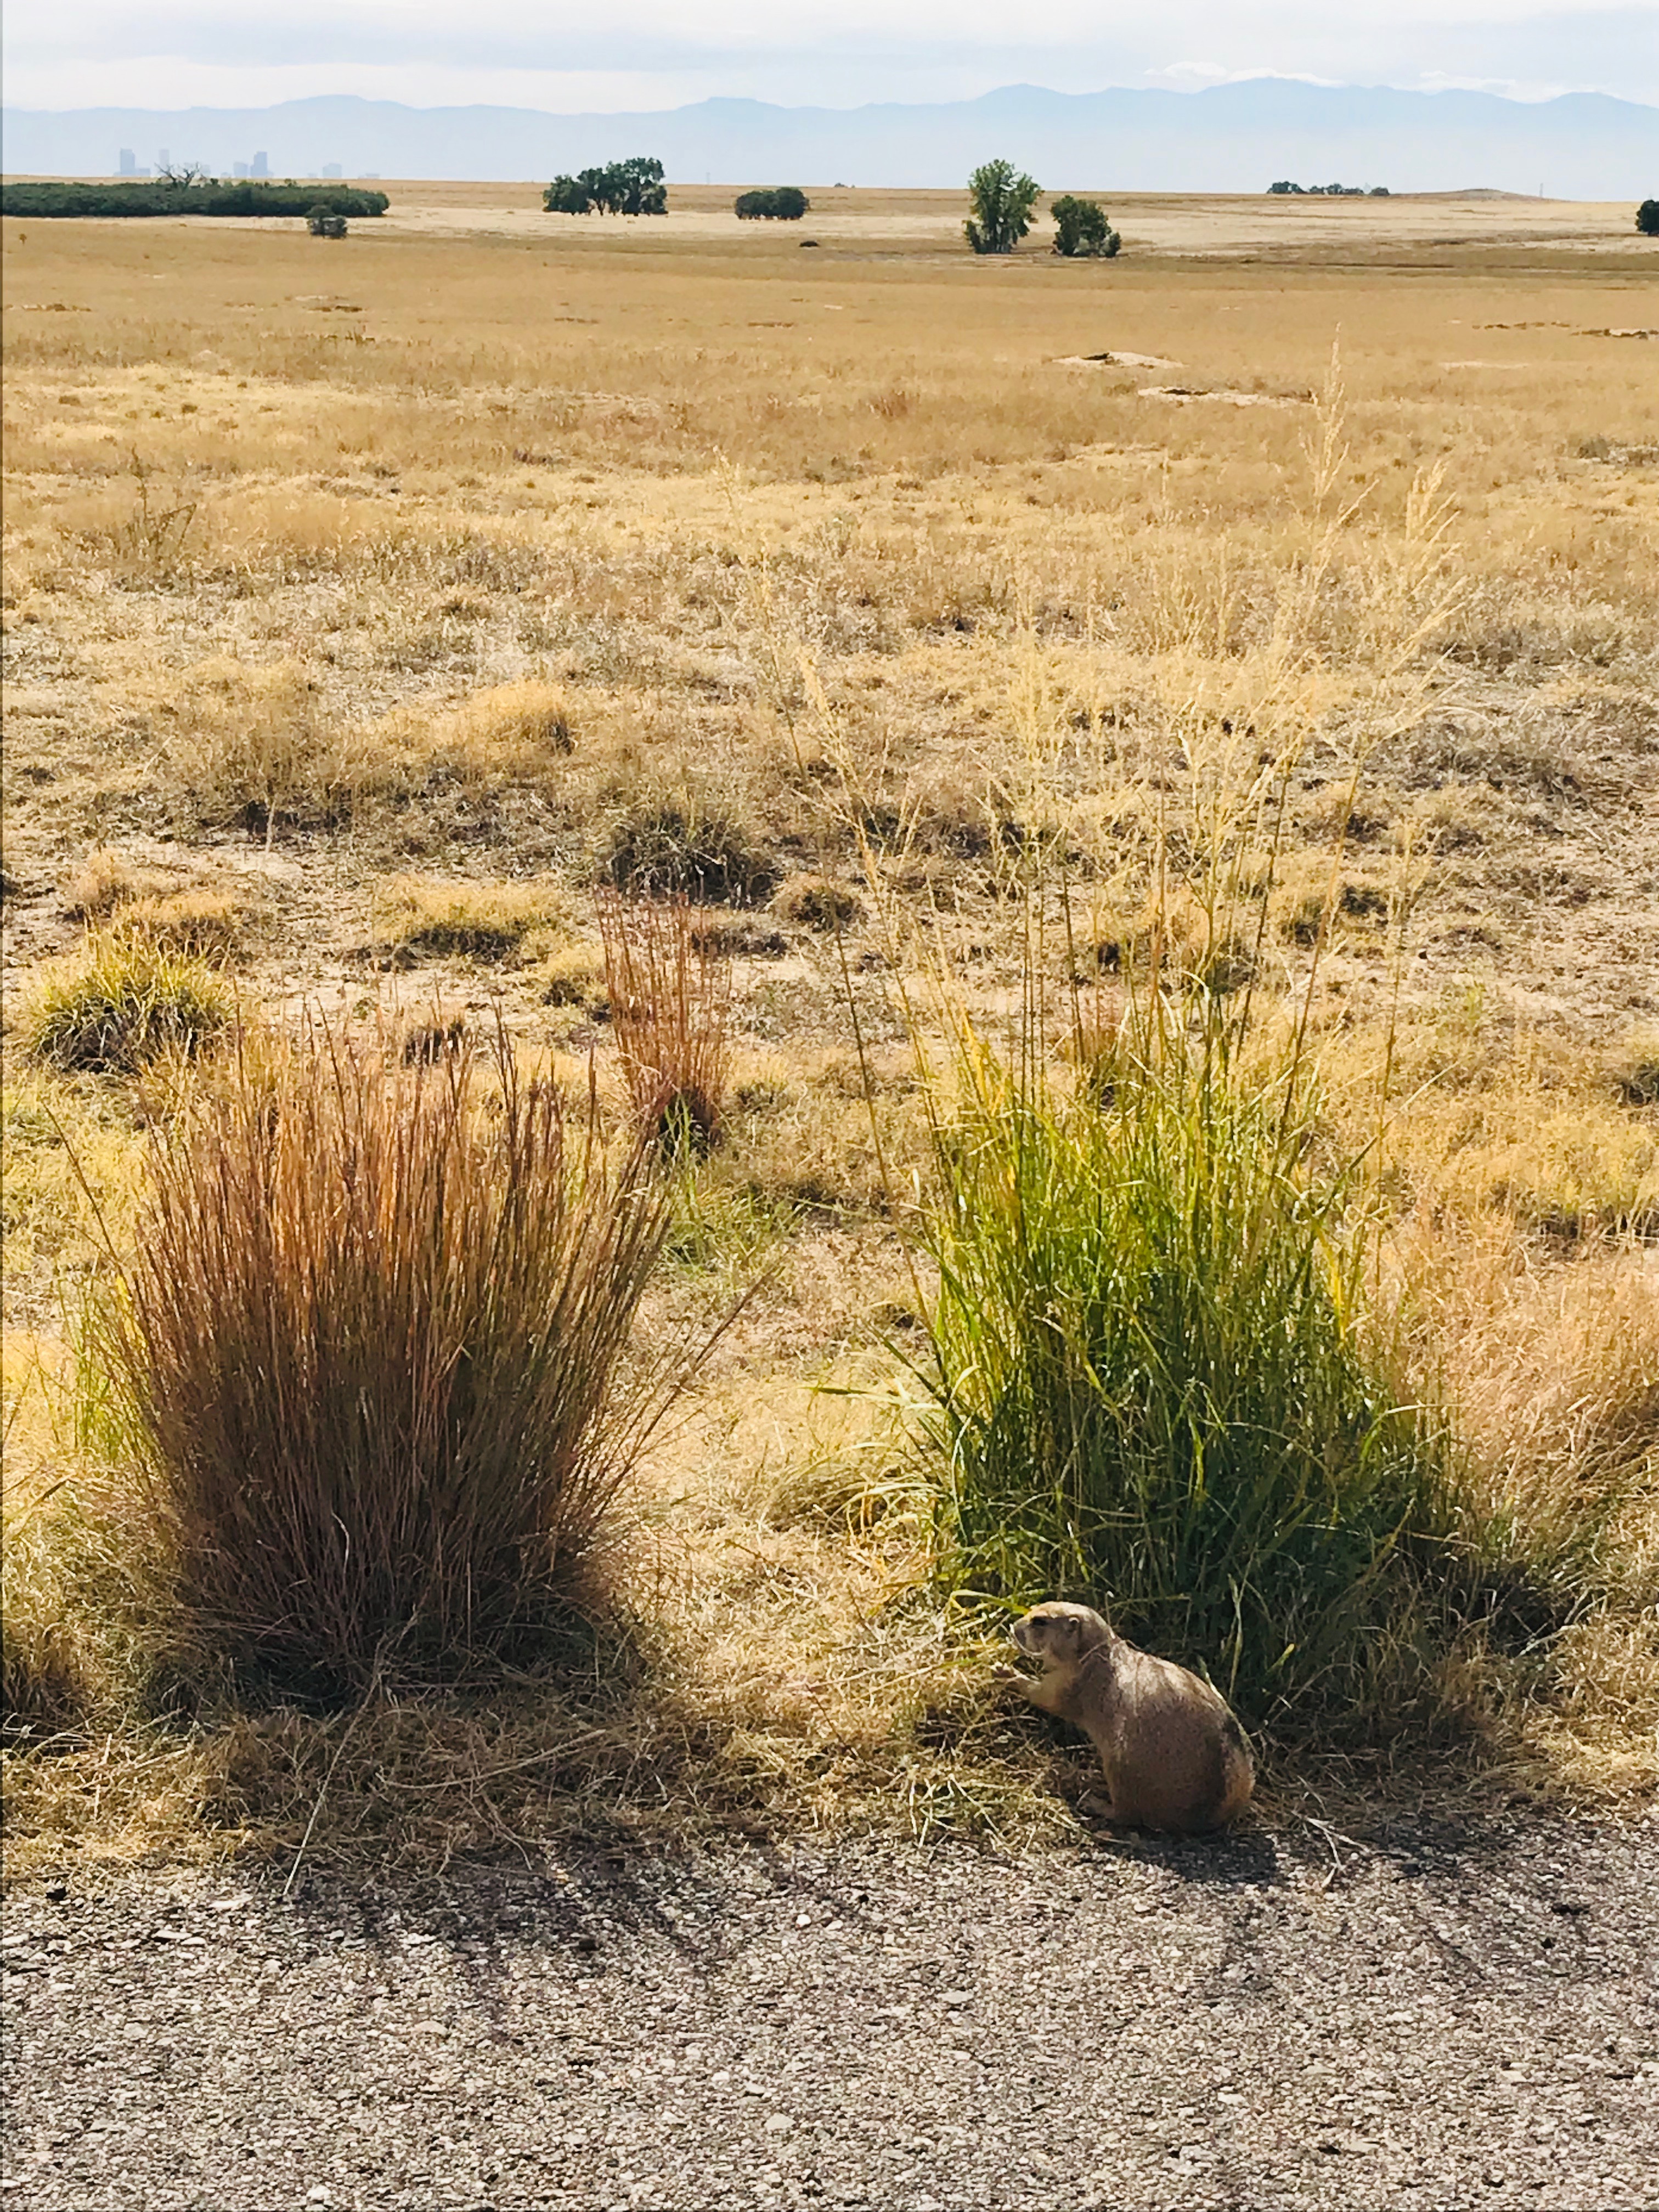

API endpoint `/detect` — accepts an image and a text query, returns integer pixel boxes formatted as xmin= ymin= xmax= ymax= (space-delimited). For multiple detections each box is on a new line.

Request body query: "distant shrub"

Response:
xmin=0 ymin=180 xmax=387 ymax=219
xmin=23 ymin=930 xmax=232 ymax=1075
xmin=735 ymin=188 xmax=810 ymax=221
xmin=1050 ymin=195 xmax=1121 ymax=258
xmin=306 ymin=207 xmax=348 ymax=238
xmin=543 ymin=159 xmax=667 ymax=217
xmin=1638 ymin=200 xmax=1659 ymax=237
xmin=964 ymin=159 xmax=1041 ymax=255
xmin=1267 ymin=180 xmax=1383 ymax=198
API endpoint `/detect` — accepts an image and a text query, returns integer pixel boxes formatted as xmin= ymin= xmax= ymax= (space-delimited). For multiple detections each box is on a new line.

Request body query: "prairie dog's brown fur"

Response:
xmin=1001 ymin=1601 xmax=1254 ymax=1833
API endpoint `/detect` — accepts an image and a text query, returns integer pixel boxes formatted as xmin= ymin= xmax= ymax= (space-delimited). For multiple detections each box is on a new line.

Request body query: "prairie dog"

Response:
xmin=1000 ymin=1601 xmax=1254 ymax=1833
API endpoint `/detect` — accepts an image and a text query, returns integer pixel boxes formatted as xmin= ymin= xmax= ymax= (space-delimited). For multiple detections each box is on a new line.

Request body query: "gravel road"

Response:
xmin=5 ymin=1812 xmax=1656 ymax=2211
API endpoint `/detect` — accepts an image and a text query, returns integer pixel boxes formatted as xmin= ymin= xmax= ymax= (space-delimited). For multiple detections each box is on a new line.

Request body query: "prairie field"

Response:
xmin=2 ymin=187 xmax=1656 ymax=1876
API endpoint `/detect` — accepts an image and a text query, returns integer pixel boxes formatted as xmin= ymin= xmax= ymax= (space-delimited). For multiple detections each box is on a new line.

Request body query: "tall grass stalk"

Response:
xmin=92 ymin=1025 xmax=676 ymax=1701
xmin=597 ymin=892 xmax=732 ymax=1150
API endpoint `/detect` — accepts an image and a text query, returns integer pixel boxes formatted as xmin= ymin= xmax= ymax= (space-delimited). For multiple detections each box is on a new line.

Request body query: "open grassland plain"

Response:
xmin=2 ymin=188 xmax=1657 ymax=1881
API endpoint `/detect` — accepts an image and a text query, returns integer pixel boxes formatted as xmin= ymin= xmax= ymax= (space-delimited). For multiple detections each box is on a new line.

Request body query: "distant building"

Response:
xmin=251 ymin=151 xmax=269 ymax=178
xmin=119 ymin=148 xmax=137 ymax=174
xmin=319 ymin=162 xmax=343 ymax=179
xmin=157 ymin=147 xmax=170 ymax=168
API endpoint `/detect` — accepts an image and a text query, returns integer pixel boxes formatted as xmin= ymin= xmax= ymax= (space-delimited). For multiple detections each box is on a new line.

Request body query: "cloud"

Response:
xmin=3 ymin=0 xmax=1654 ymax=110
xmin=1413 ymin=70 xmax=1575 ymax=100
xmin=1147 ymin=63 xmax=1347 ymax=87
xmin=3 ymin=60 xmax=709 ymax=112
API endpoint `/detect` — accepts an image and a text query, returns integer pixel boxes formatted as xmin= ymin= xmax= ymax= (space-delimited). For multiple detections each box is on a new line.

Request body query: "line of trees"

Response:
xmin=0 ymin=179 xmax=387 ymax=219
xmin=735 ymin=187 xmax=810 ymax=220
xmin=543 ymin=159 xmax=667 ymax=217
xmin=1268 ymin=180 xmax=1390 ymax=196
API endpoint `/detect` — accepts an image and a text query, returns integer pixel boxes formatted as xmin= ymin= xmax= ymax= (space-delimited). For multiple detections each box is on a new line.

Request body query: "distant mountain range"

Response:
xmin=4 ymin=82 xmax=1656 ymax=199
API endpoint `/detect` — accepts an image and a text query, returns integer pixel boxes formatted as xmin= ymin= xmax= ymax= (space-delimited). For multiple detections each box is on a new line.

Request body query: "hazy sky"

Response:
xmin=5 ymin=0 xmax=1657 ymax=110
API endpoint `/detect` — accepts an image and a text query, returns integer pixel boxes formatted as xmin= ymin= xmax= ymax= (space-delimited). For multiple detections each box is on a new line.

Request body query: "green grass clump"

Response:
xmin=22 ymin=931 xmax=232 ymax=1075
xmin=918 ymin=1011 xmax=1479 ymax=1733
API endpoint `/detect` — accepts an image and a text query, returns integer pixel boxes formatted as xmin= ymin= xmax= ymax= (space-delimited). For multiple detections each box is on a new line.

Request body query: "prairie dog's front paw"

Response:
xmin=992 ymin=1662 xmax=1029 ymax=1686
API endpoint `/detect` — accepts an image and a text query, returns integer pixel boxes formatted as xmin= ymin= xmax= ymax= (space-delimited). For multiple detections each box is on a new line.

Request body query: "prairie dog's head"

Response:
xmin=1012 ymin=1602 xmax=1113 ymax=1670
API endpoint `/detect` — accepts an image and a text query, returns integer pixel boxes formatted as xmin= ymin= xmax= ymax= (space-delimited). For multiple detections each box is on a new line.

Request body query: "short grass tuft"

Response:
xmin=371 ymin=876 xmax=568 ymax=963
xmin=22 ymin=930 xmax=233 ymax=1075
xmin=775 ymin=874 xmax=866 ymax=932
xmin=599 ymin=799 xmax=779 ymax=909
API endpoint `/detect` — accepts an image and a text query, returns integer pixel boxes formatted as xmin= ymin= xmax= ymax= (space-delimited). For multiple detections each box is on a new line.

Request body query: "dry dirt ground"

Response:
xmin=382 ymin=187 xmax=1656 ymax=261
xmin=5 ymin=1813 xmax=1658 ymax=2212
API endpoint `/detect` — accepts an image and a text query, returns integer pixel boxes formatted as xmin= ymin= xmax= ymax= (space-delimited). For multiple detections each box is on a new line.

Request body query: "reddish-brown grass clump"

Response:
xmin=94 ymin=1027 xmax=675 ymax=1702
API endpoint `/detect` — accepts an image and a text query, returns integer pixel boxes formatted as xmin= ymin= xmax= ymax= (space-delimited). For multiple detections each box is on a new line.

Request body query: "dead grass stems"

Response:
xmin=597 ymin=892 xmax=734 ymax=1149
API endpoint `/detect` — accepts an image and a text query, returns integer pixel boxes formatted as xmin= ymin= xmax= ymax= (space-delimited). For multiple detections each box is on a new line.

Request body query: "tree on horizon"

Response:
xmin=964 ymin=160 xmax=1041 ymax=255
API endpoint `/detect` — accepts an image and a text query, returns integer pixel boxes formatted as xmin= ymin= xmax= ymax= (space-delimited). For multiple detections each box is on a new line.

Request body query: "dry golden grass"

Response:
xmin=370 ymin=872 xmax=569 ymax=962
xmin=3 ymin=191 xmax=1655 ymax=1873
